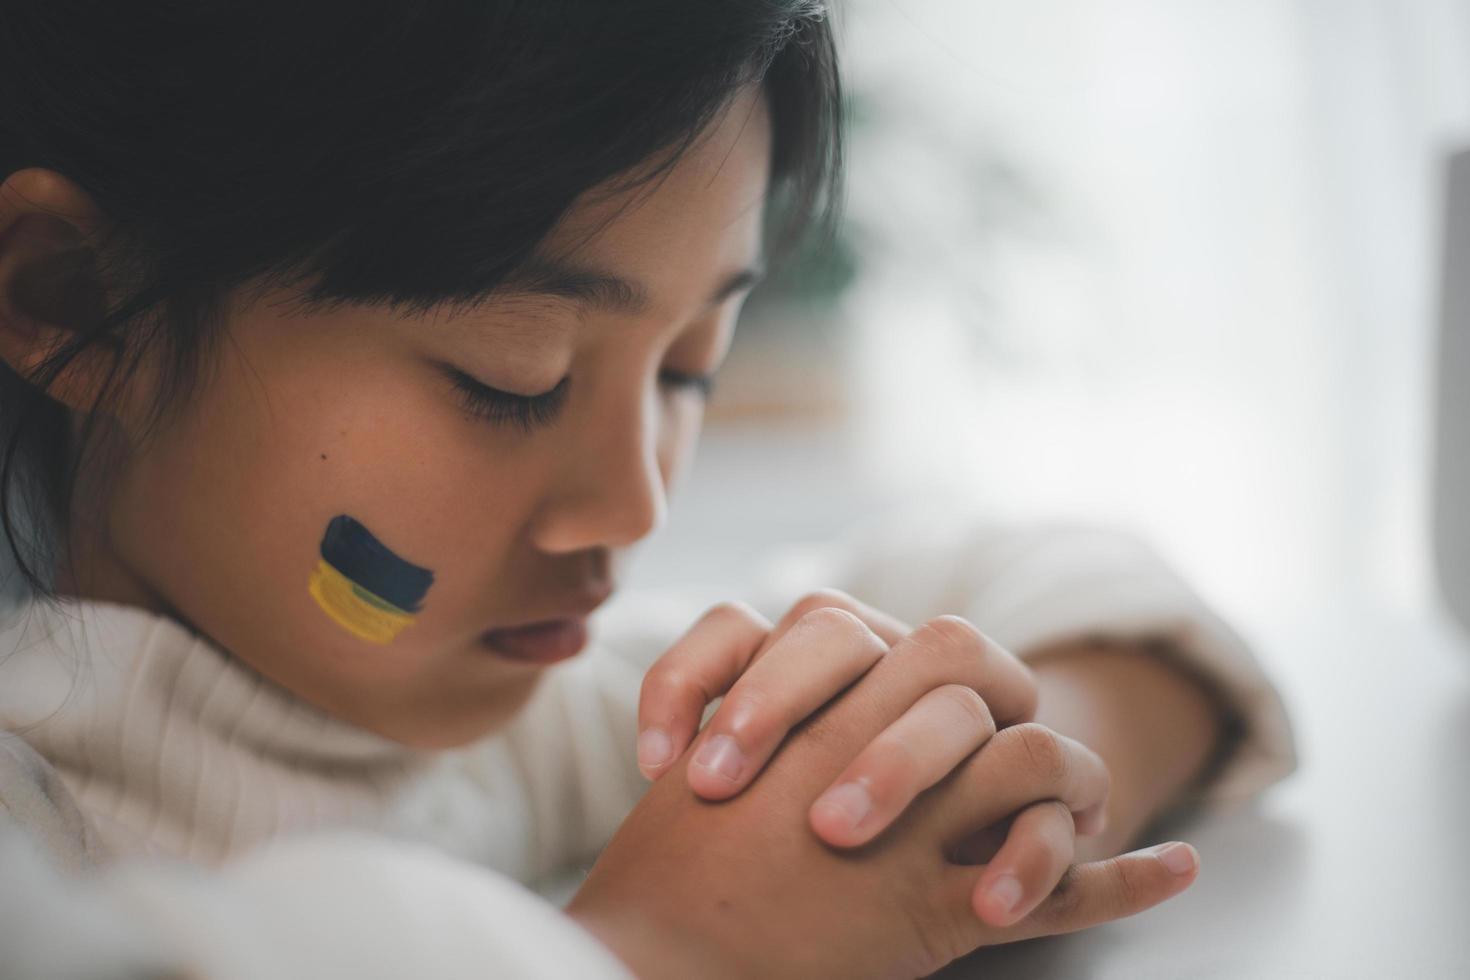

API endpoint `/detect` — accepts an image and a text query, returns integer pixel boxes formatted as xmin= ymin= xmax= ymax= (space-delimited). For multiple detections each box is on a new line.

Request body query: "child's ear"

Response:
xmin=0 ymin=167 xmax=113 ymax=409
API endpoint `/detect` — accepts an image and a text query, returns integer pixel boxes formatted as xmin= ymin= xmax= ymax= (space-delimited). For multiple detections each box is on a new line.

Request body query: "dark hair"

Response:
xmin=0 ymin=1 xmax=844 ymax=597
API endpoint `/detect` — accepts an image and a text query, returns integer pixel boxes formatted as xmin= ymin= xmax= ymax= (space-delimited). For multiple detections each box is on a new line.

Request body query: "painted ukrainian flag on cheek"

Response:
xmin=307 ymin=515 xmax=435 ymax=645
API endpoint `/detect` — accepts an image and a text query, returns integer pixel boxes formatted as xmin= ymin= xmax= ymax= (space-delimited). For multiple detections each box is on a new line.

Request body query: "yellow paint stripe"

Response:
xmin=308 ymin=558 xmax=416 ymax=645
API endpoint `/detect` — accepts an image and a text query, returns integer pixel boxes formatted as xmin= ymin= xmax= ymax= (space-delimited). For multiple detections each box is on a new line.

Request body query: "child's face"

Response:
xmin=78 ymin=89 xmax=771 ymax=747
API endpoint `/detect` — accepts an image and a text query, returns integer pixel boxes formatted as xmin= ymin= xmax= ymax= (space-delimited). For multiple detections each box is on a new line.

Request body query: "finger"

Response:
xmin=1073 ymin=802 xmax=1108 ymax=838
xmin=686 ymin=607 xmax=890 ymax=800
xmin=750 ymin=588 xmax=912 ymax=662
xmin=940 ymin=841 xmax=1200 ymax=953
xmin=932 ymin=723 xmax=1111 ymax=849
xmin=636 ymin=601 xmax=772 ymax=779
xmin=787 ymin=615 xmax=1039 ymax=781
xmin=638 ymin=589 xmax=909 ymax=786
xmin=969 ymin=800 xmax=1076 ymax=928
xmin=808 ymin=683 xmax=997 ymax=847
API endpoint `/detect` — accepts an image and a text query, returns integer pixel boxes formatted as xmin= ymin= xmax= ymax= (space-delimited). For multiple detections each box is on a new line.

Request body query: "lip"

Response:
xmin=490 ymin=587 xmax=613 ymax=633
xmin=480 ymin=617 xmax=590 ymax=665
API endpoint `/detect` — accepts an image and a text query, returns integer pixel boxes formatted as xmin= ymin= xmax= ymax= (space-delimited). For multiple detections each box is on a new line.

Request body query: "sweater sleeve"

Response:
xmin=740 ymin=503 xmax=1301 ymax=812
xmin=0 ymin=814 xmax=636 ymax=980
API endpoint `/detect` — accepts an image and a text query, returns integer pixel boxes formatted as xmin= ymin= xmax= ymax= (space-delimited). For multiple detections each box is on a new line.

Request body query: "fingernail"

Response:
xmin=637 ymin=728 xmax=673 ymax=770
xmin=984 ymin=874 xmax=1023 ymax=918
xmin=692 ymin=734 xmax=744 ymax=782
xmin=813 ymin=782 xmax=872 ymax=831
xmin=1153 ymin=842 xmax=1198 ymax=875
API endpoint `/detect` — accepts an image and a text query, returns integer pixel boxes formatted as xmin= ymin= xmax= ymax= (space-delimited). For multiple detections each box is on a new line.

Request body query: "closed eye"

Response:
xmin=443 ymin=365 xmax=716 ymax=435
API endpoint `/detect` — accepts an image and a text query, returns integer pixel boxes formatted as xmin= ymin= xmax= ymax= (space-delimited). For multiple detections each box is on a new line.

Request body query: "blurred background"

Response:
xmin=626 ymin=0 xmax=1470 ymax=640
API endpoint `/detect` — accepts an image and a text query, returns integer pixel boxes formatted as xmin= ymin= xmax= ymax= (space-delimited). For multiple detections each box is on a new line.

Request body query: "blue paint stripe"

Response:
xmin=319 ymin=514 xmax=434 ymax=613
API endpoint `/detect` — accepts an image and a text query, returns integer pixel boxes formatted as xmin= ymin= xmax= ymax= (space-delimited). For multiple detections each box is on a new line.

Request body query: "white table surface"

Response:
xmin=937 ymin=606 xmax=1470 ymax=979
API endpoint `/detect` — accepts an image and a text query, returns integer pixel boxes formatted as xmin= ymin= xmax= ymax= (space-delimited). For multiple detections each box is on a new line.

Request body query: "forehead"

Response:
xmin=525 ymin=86 xmax=772 ymax=322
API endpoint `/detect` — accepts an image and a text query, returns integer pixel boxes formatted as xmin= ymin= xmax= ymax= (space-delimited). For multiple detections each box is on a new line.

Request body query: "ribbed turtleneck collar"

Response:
xmin=0 ymin=597 xmax=432 ymax=866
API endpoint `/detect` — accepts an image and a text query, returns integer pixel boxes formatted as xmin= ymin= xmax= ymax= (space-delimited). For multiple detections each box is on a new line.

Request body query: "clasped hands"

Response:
xmin=634 ymin=589 xmax=1110 ymax=927
xmin=568 ymin=588 xmax=1198 ymax=980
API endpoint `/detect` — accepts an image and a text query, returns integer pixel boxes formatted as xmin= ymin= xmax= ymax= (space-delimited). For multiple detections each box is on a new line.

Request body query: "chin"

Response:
xmin=372 ymin=676 xmax=544 ymax=750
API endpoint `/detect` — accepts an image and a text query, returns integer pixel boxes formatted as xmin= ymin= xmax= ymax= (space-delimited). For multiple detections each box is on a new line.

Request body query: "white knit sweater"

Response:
xmin=0 ymin=507 xmax=1299 ymax=979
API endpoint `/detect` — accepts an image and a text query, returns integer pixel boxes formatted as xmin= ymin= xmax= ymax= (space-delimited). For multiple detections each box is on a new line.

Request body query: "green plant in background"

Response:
xmin=732 ymin=69 xmax=1051 ymax=406
xmin=743 ymin=90 xmax=868 ymax=323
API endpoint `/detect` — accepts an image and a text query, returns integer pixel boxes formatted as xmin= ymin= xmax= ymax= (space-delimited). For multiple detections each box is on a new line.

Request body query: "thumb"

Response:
xmin=943 ymin=841 xmax=1200 ymax=954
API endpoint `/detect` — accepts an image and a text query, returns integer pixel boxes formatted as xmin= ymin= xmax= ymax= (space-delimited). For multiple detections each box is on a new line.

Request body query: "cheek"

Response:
xmin=110 ymin=342 xmax=540 ymax=705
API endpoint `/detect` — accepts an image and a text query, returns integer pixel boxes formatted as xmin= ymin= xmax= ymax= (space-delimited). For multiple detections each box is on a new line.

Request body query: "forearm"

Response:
xmin=1025 ymin=635 xmax=1229 ymax=863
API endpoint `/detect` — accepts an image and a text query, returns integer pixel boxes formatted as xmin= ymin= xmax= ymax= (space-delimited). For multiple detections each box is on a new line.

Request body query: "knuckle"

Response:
xmin=794 ymin=603 xmax=864 ymax=633
xmin=638 ymin=663 xmax=687 ymax=703
xmin=791 ymin=588 xmax=862 ymax=619
xmin=932 ymin=684 xmax=995 ymax=736
xmin=1008 ymin=723 xmax=1069 ymax=785
xmin=699 ymin=599 xmax=765 ymax=628
xmin=719 ymin=687 xmax=775 ymax=743
xmin=865 ymin=735 xmax=925 ymax=800
xmin=793 ymin=606 xmax=882 ymax=655
xmin=1105 ymin=856 xmax=1143 ymax=911
xmin=1024 ymin=799 xmax=1075 ymax=842
xmin=920 ymin=614 xmax=990 ymax=652
xmin=904 ymin=615 xmax=990 ymax=669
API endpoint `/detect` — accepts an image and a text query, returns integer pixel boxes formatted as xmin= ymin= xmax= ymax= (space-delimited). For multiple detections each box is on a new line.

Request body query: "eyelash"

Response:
xmin=446 ymin=367 xmax=716 ymax=434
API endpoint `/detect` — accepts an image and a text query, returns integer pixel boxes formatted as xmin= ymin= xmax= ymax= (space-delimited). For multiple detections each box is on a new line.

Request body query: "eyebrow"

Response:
xmin=497 ymin=255 xmax=766 ymax=318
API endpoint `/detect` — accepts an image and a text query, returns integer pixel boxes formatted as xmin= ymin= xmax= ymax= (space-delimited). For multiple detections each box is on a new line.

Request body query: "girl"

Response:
xmin=0 ymin=4 xmax=1297 ymax=978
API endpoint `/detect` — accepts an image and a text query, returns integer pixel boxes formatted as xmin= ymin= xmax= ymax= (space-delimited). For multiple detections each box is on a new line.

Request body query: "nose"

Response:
xmin=528 ymin=382 xmax=669 ymax=554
